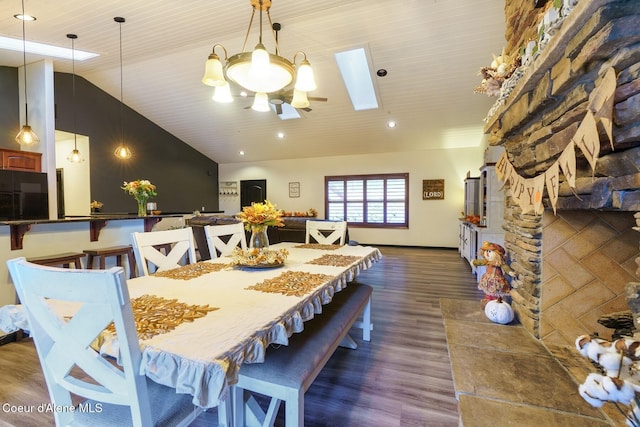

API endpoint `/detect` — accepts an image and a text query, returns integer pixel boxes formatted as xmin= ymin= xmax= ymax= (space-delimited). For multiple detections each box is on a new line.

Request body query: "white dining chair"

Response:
xmin=6 ymin=257 xmax=204 ymax=427
xmin=131 ymin=227 xmax=197 ymax=276
xmin=305 ymin=220 xmax=348 ymax=245
xmin=203 ymin=222 xmax=247 ymax=259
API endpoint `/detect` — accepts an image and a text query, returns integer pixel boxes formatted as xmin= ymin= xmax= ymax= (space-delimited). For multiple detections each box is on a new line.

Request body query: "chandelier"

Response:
xmin=202 ymin=0 xmax=316 ymax=108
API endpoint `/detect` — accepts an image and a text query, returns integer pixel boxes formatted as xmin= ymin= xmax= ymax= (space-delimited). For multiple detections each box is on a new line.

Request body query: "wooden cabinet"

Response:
xmin=0 ymin=148 xmax=42 ymax=172
xmin=459 ymin=147 xmax=505 ymax=281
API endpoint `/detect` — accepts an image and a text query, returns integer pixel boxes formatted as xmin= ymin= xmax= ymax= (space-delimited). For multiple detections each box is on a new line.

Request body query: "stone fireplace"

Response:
xmin=485 ymin=0 xmax=640 ymax=346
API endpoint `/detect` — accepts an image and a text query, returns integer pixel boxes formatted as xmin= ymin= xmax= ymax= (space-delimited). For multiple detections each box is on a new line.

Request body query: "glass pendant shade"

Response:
xmin=212 ymin=81 xmax=234 ymax=103
xmin=67 ymin=148 xmax=84 ymax=163
xmin=16 ymin=0 xmax=38 ymax=146
xmin=114 ymin=144 xmax=132 ymax=159
xmin=202 ymin=53 xmax=225 ymax=87
xmin=15 ymin=125 xmax=39 ymax=145
xmin=251 ymin=92 xmax=270 ymax=112
xmin=294 ymin=59 xmax=317 ymax=92
xmin=290 ymin=89 xmax=309 ymax=109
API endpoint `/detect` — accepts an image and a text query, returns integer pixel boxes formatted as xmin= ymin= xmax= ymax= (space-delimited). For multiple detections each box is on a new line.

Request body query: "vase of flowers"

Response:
xmin=121 ymin=179 xmax=157 ymax=217
xmin=237 ymin=200 xmax=284 ymax=250
xmin=90 ymin=200 xmax=103 ymax=213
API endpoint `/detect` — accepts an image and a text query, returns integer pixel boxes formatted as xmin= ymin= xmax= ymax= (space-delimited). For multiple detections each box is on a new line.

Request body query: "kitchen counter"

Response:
xmin=0 ymin=213 xmax=185 ymax=250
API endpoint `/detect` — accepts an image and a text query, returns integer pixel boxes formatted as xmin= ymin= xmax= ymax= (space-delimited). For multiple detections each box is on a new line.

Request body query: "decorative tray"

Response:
xmin=236 ymin=261 xmax=285 ymax=270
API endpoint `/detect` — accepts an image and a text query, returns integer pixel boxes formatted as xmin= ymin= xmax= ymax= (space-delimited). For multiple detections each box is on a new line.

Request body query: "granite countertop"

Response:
xmin=0 ymin=213 xmax=185 ymax=226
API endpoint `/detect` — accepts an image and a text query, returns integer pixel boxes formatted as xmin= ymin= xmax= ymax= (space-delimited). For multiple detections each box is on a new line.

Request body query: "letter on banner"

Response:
xmin=559 ymin=141 xmax=577 ymax=189
xmin=589 ymin=67 xmax=616 ymax=150
xmin=495 ymin=151 xmax=510 ymax=181
xmin=573 ymin=111 xmax=600 ymax=174
xmin=531 ymin=174 xmax=546 ymax=215
xmin=546 ymin=162 xmax=560 ymax=214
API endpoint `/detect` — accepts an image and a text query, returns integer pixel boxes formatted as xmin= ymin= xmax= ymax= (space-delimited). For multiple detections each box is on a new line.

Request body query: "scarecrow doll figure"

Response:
xmin=472 ymin=241 xmax=518 ymax=307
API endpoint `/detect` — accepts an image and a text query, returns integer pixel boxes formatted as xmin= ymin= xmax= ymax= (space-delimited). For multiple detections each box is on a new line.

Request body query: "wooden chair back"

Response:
xmin=131 ymin=227 xmax=197 ymax=276
xmin=204 ymin=222 xmax=247 ymax=258
xmin=305 ymin=220 xmax=347 ymax=245
xmin=6 ymin=258 xmax=155 ymax=426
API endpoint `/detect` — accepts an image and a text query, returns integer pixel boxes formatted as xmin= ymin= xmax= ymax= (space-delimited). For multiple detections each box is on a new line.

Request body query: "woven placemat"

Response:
xmin=246 ymin=270 xmax=333 ymax=297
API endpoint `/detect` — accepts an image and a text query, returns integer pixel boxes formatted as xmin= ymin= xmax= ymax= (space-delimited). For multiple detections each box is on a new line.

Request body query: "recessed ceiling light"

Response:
xmin=13 ymin=13 xmax=36 ymax=21
xmin=0 ymin=35 xmax=99 ymax=61
xmin=277 ymin=132 xmax=285 ymax=139
xmin=387 ymin=120 xmax=397 ymax=128
xmin=239 ymin=150 xmax=245 ymax=156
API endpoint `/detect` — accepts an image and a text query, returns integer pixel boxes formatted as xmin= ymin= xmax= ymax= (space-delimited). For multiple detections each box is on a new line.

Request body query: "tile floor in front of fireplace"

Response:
xmin=441 ymin=299 xmax=626 ymax=426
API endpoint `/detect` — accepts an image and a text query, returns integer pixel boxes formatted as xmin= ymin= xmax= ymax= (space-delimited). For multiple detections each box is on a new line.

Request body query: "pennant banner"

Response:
xmin=492 ymin=67 xmax=617 ymax=215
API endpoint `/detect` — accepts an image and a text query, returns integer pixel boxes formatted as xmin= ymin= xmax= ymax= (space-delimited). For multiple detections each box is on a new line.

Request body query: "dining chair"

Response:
xmin=131 ymin=227 xmax=197 ymax=276
xmin=6 ymin=257 xmax=204 ymax=427
xmin=305 ymin=220 xmax=348 ymax=245
xmin=203 ymin=222 xmax=247 ymax=259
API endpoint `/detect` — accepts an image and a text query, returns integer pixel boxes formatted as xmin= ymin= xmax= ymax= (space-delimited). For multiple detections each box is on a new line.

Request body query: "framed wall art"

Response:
xmin=289 ymin=182 xmax=300 ymax=198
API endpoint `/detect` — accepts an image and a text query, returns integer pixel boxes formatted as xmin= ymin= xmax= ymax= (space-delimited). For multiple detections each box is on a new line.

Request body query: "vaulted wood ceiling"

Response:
xmin=0 ymin=0 xmax=506 ymax=163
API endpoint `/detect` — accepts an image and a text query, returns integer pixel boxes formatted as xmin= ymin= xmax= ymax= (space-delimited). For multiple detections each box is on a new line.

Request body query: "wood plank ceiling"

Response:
xmin=0 ymin=0 xmax=506 ymax=163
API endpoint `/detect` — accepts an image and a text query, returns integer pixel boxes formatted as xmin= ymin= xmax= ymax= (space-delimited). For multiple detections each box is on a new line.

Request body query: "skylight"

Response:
xmin=274 ymin=102 xmax=301 ymax=120
xmin=0 ymin=36 xmax=99 ymax=61
xmin=335 ymin=47 xmax=378 ymax=111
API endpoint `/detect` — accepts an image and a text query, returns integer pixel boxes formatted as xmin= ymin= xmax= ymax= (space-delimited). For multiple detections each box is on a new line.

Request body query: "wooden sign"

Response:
xmin=423 ymin=179 xmax=444 ymax=200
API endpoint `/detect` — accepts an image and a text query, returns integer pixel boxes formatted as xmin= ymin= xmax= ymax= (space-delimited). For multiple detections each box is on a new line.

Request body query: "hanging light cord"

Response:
xmin=21 ymin=0 xmax=28 ymax=125
xmin=71 ymin=36 xmax=77 ymax=150
xmin=118 ymin=19 xmax=124 ymax=144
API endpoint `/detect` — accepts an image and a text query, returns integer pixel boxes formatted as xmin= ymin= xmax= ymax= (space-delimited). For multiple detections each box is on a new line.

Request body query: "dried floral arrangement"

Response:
xmin=237 ymin=200 xmax=284 ymax=231
xmin=474 ymin=49 xmax=522 ymax=97
xmin=230 ymin=247 xmax=289 ymax=266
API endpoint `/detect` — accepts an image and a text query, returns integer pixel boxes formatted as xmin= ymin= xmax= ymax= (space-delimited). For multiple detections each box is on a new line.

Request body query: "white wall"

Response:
xmin=219 ymin=147 xmax=484 ymax=248
xmin=55 ymin=131 xmax=91 ymax=216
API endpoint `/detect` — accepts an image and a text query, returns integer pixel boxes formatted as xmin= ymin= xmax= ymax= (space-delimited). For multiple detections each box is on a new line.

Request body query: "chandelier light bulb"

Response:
xmin=212 ymin=81 xmax=234 ymax=103
xmin=290 ymin=89 xmax=309 ymax=109
xmin=251 ymin=92 xmax=270 ymax=112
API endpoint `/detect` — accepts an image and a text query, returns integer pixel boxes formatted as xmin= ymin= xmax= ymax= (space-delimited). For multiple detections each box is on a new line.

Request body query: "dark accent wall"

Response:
xmin=55 ymin=72 xmax=219 ymax=214
xmin=0 ymin=66 xmax=19 ymax=148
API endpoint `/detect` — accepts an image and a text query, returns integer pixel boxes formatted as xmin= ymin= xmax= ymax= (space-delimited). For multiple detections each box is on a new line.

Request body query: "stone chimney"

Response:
xmin=484 ymin=0 xmax=640 ymax=345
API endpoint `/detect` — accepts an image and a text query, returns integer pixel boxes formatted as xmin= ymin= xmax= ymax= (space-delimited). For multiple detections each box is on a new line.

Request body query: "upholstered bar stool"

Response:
xmin=27 ymin=252 xmax=85 ymax=269
xmin=83 ymin=245 xmax=137 ymax=278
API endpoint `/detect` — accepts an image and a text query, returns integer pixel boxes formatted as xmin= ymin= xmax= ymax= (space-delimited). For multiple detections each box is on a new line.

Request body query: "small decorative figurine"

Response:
xmin=472 ymin=241 xmax=519 ymax=310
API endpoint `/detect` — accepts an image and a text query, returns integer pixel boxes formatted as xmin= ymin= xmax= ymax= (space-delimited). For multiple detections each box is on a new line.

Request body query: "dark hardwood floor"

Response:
xmin=0 ymin=246 xmax=483 ymax=426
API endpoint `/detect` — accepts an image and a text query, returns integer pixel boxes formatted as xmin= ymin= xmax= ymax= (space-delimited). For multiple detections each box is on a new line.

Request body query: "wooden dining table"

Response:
xmin=96 ymin=242 xmax=381 ymax=410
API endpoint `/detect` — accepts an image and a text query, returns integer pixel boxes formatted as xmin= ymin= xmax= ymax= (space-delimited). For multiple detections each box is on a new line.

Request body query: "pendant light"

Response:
xmin=14 ymin=0 xmax=39 ymax=145
xmin=66 ymin=34 xmax=84 ymax=163
xmin=113 ymin=17 xmax=132 ymax=160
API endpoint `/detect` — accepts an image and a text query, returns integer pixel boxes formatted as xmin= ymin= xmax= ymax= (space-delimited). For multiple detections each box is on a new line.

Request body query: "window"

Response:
xmin=325 ymin=173 xmax=409 ymax=227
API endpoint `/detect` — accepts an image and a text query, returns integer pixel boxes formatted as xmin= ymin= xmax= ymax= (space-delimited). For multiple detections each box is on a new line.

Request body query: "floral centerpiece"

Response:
xmin=237 ymin=200 xmax=284 ymax=249
xmin=121 ymin=179 xmax=157 ymax=217
xmin=90 ymin=200 xmax=103 ymax=213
